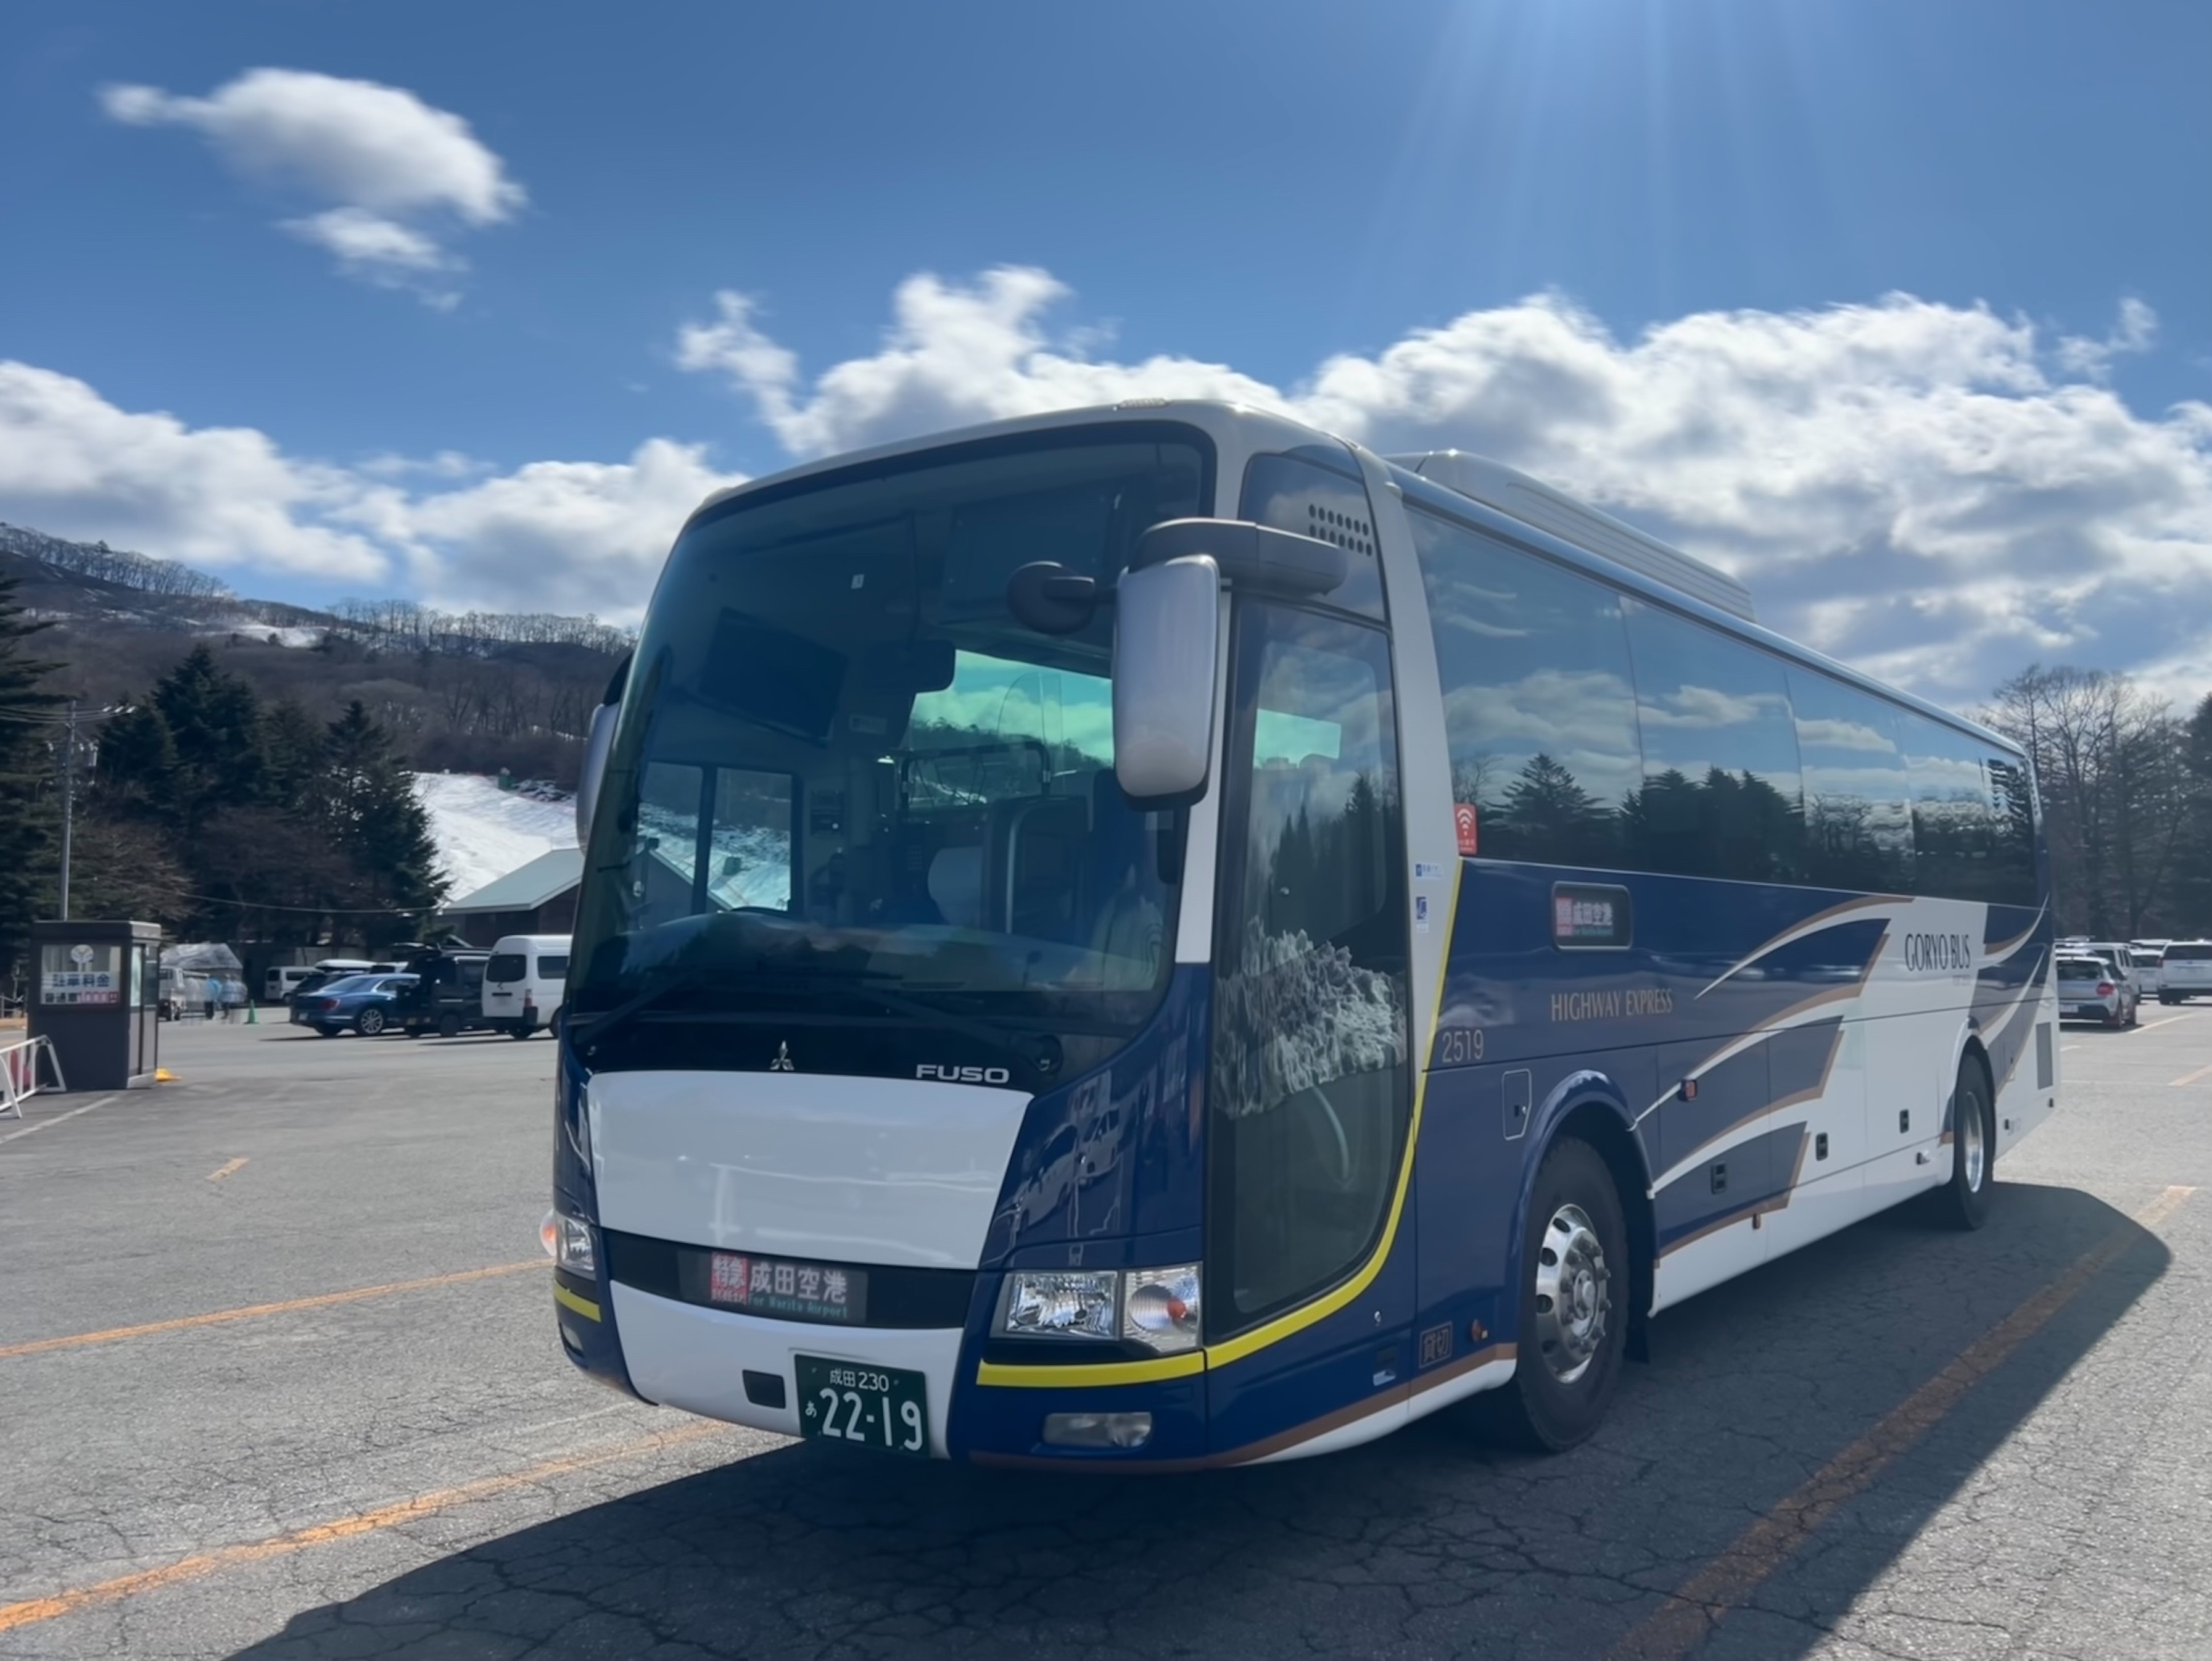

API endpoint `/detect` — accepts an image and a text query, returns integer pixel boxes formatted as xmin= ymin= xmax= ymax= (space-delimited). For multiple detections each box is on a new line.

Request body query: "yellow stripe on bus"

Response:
xmin=553 ymin=1282 xmax=601 ymax=1322
xmin=976 ymin=1350 xmax=1204 ymax=1388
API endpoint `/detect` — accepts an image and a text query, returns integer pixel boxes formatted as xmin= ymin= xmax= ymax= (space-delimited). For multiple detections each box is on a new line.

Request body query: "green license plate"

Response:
xmin=794 ymin=1356 xmax=930 ymax=1457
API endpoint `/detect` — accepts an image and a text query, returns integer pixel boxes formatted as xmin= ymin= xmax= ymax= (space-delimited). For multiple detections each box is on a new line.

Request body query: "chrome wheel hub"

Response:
xmin=1961 ymin=1096 xmax=1986 ymax=1191
xmin=1533 ymin=1203 xmax=1610 ymax=1385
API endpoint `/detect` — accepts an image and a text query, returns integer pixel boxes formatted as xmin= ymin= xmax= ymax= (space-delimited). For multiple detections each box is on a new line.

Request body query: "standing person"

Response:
xmin=201 ymin=979 xmax=215 ymax=1024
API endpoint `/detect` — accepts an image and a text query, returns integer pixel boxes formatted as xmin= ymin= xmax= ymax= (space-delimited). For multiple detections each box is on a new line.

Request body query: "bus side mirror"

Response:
xmin=1112 ymin=555 xmax=1219 ymax=804
xmin=576 ymin=654 xmax=631 ymax=849
xmin=576 ymin=702 xmax=617 ymax=848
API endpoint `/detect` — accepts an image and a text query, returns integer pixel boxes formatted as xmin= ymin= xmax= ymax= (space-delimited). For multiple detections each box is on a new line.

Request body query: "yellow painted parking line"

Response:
xmin=0 ymin=1420 xmax=730 ymax=1633
xmin=2168 ymin=1063 xmax=2212 ymax=1088
xmin=206 ymin=1158 xmax=248 ymax=1182
xmin=1608 ymin=1185 xmax=2197 ymax=1661
xmin=0 ymin=1261 xmax=546 ymax=1361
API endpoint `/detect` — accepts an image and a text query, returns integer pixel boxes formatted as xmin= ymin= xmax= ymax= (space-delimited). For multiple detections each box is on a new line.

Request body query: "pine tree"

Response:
xmin=321 ymin=700 xmax=446 ymax=943
xmin=152 ymin=644 xmax=266 ymax=832
xmin=94 ymin=700 xmax=178 ymax=810
xmin=260 ymin=700 xmax=328 ymax=804
xmin=1498 ymin=753 xmax=1614 ymax=866
xmin=0 ymin=573 xmax=65 ymax=980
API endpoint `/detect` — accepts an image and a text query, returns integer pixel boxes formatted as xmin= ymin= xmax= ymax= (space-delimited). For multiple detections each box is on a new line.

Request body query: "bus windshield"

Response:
xmin=570 ymin=427 xmax=1211 ymax=1074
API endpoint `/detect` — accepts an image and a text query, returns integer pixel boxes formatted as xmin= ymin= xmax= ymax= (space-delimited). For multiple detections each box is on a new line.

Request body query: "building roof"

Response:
xmin=440 ymin=847 xmax=582 ymax=914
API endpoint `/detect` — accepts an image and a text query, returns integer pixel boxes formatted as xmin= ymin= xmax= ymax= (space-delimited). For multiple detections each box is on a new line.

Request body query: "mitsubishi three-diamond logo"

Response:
xmin=769 ymin=1041 xmax=795 ymax=1072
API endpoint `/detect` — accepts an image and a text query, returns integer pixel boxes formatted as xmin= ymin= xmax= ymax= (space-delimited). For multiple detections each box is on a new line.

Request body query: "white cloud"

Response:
xmin=0 ymin=360 xmax=390 ymax=581
xmin=0 ymin=363 xmax=732 ymax=615
xmin=101 ymin=68 xmax=523 ymax=304
xmin=2057 ymin=297 xmax=2157 ymax=381
xmin=7 ymin=269 xmax=2209 ymax=713
xmin=678 ymin=270 xmax=2212 ymax=706
xmin=397 ymin=441 xmax=742 ymax=615
xmin=675 ymin=270 xmax=1274 ymax=458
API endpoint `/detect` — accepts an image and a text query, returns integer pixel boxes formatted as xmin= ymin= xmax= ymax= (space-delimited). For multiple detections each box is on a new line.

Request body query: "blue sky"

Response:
xmin=1 ymin=0 xmax=2207 ymax=703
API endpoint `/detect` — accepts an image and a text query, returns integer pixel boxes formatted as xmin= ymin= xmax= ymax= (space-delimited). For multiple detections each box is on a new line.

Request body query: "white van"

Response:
xmin=264 ymin=964 xmax=316 ymax=1003
xmin=482 ymin=934 xmax=570 ymax=1038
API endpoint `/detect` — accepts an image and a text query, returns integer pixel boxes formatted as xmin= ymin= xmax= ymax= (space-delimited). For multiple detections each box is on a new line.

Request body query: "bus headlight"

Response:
xmin=541 ymin=1209 xmax=596 ymax=1275
xmin=1121 ymin=1264 xmax=1200 ymax=1352
xmin=1000 ymin=1270 xmax=1118 ymax=1340
xmin=996 ymin=1264 xmax=1203 ymax=1352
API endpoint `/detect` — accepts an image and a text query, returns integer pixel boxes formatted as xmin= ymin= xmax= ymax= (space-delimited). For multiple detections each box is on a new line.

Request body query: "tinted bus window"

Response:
xmin=1621 ymin=598 xmax=1805 ymax=882
xmin=1789 ymin=669 xmax=1915 ymax=893
xmin=1983 ymin=755 xmax=2038 ymax=906
xmin=1409 ymin=507 xmax=1641 ymax=868
xmin=1905 ymin=721 xmax=2035 ymax=905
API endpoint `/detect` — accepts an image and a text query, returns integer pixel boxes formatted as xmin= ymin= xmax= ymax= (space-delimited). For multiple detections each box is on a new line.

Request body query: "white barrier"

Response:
xmin=0 ymin=1034 xmax=66 ymax=1120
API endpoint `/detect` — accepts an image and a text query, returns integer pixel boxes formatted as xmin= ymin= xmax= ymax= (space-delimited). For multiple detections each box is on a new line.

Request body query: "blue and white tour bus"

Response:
xmin=545 ymin=400 xmax=2057 ymax=1464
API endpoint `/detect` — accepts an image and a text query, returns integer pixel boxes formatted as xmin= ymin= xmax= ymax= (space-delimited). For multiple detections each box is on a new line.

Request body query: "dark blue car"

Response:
xmin=290 ymin=973 xmax=418 ymax=1037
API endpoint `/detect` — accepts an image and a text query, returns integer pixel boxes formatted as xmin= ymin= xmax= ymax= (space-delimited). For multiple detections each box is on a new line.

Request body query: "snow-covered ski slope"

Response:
xmin=415 ymin=774 xmax=575 ymax=898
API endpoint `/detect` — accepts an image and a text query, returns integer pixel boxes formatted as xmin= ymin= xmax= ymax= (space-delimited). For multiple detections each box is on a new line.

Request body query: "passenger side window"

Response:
xmin=1210 ymin=605 xmax=1408 ymax=1334
xmin=1903 ymin=720 xmax=2013 ymax=904
xmin=1983 ymin=756 xmax=2039 ymax=908
xmin=1789 ymin=670 xmax=1915 ymax=893
xmin=1621 ymin=599 xmax=1805 ymax=882
xmin=1409 ymin=506 xmax=1641 ymax=868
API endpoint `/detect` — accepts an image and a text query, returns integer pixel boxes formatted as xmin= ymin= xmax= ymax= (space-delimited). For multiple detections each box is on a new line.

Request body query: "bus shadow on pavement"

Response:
xmin=231 ymin=1182 xmax=2167 ymax=1660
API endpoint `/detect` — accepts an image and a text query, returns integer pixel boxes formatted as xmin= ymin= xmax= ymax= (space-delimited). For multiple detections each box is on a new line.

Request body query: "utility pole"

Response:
xmin=47 ymin=700 xmax=122 ymax=924
xmin=58 ymin=698 xmax=78 ymax=922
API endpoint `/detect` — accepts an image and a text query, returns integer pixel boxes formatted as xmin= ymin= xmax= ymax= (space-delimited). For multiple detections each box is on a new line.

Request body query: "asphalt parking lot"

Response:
xmin=1 ymin=1013 xmax=2206 ymax=1660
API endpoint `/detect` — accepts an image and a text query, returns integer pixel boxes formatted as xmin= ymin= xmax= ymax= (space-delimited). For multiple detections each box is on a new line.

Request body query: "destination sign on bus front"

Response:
xmin=708 ymin=1252 xmax=867 ymax=1323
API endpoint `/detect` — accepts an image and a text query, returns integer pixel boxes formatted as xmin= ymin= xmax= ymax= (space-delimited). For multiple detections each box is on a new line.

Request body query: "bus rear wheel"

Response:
xmin=1926 ymin=1059 xmax=1995 ymax=1230
xmin=1476 ymin=1137 xmax=1628 ymax=1452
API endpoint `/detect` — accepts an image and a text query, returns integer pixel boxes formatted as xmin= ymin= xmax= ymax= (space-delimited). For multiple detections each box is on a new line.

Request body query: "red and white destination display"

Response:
xmin=706 ymin=1252 xmax=866 ymax=1323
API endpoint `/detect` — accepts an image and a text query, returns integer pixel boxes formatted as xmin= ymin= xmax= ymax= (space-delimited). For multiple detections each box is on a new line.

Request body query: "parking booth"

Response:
xmin=28 ymin=919 xmax=162 ymax=1091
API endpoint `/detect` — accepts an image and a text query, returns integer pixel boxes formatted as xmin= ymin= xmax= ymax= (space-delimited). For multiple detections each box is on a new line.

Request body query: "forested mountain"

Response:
xmin=0 ymin=521 xmax=633 ymax=979
xmin=1 ymin=522 xmax=630 ymax=787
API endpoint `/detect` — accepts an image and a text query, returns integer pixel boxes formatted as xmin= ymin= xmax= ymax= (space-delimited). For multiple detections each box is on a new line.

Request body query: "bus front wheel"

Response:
xmin=1477 ymin=1137 xmax=1628 ymax=1452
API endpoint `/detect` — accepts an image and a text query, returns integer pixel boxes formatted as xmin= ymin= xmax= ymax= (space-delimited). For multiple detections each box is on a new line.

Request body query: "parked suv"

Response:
xmin=2056 ymin=954 xmax=2127 ymax=1026
xmin=390 ymin=949 xmax=490 ymax=1037
xmin=2160 ymin=942 xmax=2212 ymax=1003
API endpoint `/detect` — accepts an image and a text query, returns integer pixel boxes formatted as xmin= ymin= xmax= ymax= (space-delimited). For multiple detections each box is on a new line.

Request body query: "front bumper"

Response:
xmin=611 ymin=1283 xmax=969 ymax=1454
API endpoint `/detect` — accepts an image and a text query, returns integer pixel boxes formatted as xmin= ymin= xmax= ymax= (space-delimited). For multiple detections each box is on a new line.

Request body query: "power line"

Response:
xmin=137 ymin=880 xmax=440 ymax=917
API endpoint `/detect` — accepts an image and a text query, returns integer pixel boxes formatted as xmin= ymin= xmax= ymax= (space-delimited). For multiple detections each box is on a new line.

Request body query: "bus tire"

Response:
xmin=1927 ymin=1058 xmax=1995 ymax=1232
xmin=1477 ymin=1136 xmax=1628 ymax=1452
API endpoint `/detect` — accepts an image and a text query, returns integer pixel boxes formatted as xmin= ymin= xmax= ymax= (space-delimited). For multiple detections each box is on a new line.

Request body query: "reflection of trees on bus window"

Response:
xmin=1621 ymin=595 xmax=1806 ymax=883
xmin=1790 ymin=669 xmax=1917 ymax=893
xmin=1409 ymin=505 xmax=1639 ymax=867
